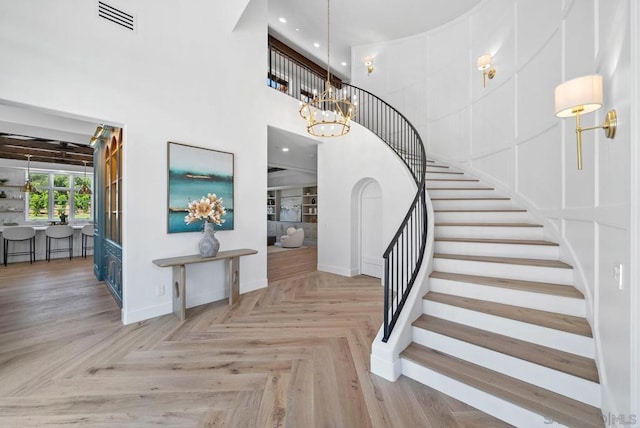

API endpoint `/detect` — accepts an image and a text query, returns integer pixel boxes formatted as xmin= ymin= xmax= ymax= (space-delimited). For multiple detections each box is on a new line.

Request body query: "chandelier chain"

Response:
xmin=298 ymin=0 xmax=356 ymax=137
xmin=326 ymin=0 xmax=330 ymax=84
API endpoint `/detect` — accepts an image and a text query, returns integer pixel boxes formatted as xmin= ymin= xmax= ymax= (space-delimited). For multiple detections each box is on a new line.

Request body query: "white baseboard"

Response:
xmin=370 ymin=351 xmax=402 ymax=381
xmin=242 ymin=278 xmax=268 ymax=293
xmin=122 ymin=302 xmax=173 ymax=325
xmin=317 ymin=264 xmax=359 ymax=277
xmin=122 ymin=277 xmax=268 ymax=325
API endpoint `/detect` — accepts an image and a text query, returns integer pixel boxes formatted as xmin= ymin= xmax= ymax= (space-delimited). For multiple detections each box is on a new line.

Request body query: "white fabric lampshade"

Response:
xmin=554 ymin=74 xmax=603 ymax=117
xmin=477 ymin=54 xmax=492 ymax=71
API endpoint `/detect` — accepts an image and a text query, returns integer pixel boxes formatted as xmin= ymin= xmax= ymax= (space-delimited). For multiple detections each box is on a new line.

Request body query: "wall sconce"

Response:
xmin=554 ymin=74 xmax=617 ymax=170
xmin=477 ymin=53 xmax=496 ymax=88
xmin=90 ymin=124 xmax=107 ymax=146
xmin=364 ymin=56 xmax=374 ymax=75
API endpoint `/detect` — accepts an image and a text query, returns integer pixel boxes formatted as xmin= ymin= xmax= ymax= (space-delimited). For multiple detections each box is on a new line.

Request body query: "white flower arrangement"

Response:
xmin=184 ymin=193 xmax=226 ymax=226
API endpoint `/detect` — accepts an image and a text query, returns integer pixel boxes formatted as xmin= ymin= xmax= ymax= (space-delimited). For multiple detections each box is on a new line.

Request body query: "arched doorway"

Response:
xmin=359 ymin=180 xmax=382 ymax=278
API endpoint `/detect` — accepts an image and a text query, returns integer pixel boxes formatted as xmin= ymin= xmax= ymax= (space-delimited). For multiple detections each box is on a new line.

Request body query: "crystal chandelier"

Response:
xmin=299 ymin=0 xmax=357 ymax=137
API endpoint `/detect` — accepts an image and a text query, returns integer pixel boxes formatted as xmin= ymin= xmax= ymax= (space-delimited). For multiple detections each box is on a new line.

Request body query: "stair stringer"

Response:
xmin=369 ymin=193 xmax=435 ymax=381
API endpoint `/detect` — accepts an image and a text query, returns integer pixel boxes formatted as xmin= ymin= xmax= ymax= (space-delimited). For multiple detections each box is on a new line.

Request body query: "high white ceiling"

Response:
xmin=267 ymin=0 xmax=482 ymax=168
xmin=268 ymin=0 xmax=482 ymax=80
xmin=267 ymin=126 xmax=318 ymax=173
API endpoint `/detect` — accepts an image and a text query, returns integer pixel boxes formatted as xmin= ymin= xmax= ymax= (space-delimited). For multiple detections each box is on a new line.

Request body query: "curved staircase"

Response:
xmin=400 ymin=159 xmax=604 ymax=427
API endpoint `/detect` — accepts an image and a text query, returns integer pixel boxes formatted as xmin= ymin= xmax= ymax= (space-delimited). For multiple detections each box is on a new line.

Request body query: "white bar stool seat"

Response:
xmin=81 ymin=224 xmax=94 ymax=258
xmin=2 ymin=226 xmax=36 ymax=266
xmin=45 ymin=225 xmax=74 ymax=262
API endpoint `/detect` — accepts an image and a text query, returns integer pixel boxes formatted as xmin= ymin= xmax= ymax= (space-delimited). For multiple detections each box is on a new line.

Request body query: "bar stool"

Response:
xmin=2 ymin=226 xmax=36 ymax=266
xmin=81 ymin=224 xmax=94 ymax=258
xmin=45 ymin=225 xmax=74 ymax=262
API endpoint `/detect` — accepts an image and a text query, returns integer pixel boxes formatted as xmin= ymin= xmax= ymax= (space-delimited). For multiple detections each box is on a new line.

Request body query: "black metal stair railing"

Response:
xmin=268 ymin=45 xmax=428 ymax=342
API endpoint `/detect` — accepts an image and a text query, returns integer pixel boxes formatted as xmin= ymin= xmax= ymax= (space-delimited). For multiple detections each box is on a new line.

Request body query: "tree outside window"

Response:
xmin=28 ymin=173 xmax=49 ymax=219
xmin=74 ymin=176 xmax=92 ymax=220
xmin=27 ymin=171 xmax=92 ymax=222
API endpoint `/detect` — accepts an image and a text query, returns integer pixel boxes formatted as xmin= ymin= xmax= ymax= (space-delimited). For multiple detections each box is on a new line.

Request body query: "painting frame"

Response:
xmin=279 ymin=196 xmax=302 ymax=222
xmin=167 ymin=141 xmax=234 ymax=233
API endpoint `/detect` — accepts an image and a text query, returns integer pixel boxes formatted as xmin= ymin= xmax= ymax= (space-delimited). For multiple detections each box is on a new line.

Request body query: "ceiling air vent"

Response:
xmin=98 ymin=1 xmax=134 ymax=31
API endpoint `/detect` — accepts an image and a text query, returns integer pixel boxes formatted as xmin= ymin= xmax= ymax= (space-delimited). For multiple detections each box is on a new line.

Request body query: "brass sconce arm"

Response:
xmin=571 ymin=108 xmax=617 ymax=170
xmin=483 ymin=68 xmax=496 ymax=88
xmin=477 ymin=54 xmax=496 ymax=88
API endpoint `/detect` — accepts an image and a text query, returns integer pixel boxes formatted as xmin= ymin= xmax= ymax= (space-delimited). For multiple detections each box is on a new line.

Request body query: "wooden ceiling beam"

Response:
xmin=0 ymin=151 xmax=91 ymax=167
xmin=0 ymin=136 xmax=94 ymax=167
xmin=0 ymin=136 xmax=93 ymax=155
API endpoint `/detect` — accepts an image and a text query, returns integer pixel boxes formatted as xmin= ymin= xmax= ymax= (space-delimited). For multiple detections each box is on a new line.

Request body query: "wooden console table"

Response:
xmin=152 ymin=248 xmax=258 ymax=321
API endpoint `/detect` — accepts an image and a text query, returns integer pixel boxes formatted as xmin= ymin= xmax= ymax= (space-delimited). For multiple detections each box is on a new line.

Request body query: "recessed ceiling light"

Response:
xmin=278 ymin=17 xmax=287 ymax=23
xmin=295 ymin=28 xmax=300 ymax=31
xmin=341 ymin=61 xmax=347 ymax=67
xmin=313 ymin=42 xmax=320 ymax=48
xmin=282 ymin=147 xmax=289 ymax=152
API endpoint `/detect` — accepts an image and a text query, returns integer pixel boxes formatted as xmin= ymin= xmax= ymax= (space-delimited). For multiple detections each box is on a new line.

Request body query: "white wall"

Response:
xmin=0 ymin=0 xmax=269 ymax=323
xmin=352 ymin=0 xmax=635 ymax=418
xmin=317 ymin=126 xmax=415 ymax=277
xmin=265 ymin=88 xmax=416 ymax=277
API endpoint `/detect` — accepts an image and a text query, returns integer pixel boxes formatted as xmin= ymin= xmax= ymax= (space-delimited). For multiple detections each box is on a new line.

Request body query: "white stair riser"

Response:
xmin=411 ymin=328 xmax=600 ymax=407
xmin=429 ymin=278 xmax=585 ymax=317
xmin=435 ymin=225 xmax=544 ymax=240
xmin=428 ymin=189 xmax=505 ymax=199
xmin=422 ymin=300 xmax=594 ymax=358
xmin=401 ymin=359 xmax=563 ymax=427
xmin=434 ymin=211 xmax=530 ymax=223
xmin=426 ymin=180 xmax=485 ymax=189
xmin=431 ymin=199 xmax=516 ymax=210
xmin=434 ymin=241 xmax=559 ymax=260
xmin=433 ymin=258 xmax=573 ymax=285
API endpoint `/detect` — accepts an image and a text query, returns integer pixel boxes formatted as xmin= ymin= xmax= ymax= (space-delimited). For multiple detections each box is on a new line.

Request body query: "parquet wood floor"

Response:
xmin=0 ymin=257 xmax=511 ymax=427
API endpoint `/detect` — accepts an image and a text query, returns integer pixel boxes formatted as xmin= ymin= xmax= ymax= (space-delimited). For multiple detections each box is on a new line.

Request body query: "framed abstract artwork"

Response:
xmin=279 ymin=196 xmax=302 ymax=222
xmin=167 ymin=142 xmax=234 ymax=233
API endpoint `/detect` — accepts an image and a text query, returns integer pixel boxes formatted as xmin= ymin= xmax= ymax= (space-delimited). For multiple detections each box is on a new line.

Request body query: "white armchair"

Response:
xmin=280 ymin=227 xmax=304 ymax=248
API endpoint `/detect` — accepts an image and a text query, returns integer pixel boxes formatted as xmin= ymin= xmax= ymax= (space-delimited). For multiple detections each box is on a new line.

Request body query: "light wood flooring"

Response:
xmin=267 ymin=246 xmax=317 ymax=282
xmin=0 ymin=256 xmax=512 ymax=427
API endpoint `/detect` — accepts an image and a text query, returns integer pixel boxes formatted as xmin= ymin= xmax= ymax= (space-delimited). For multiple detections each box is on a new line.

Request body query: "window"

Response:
xmin=27 ymin=171 xmax=92 ymax=222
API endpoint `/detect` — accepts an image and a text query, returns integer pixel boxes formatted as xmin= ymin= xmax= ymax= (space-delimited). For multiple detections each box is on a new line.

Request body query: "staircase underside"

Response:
xmin=397 ymin=159 xmax=603 ymax=427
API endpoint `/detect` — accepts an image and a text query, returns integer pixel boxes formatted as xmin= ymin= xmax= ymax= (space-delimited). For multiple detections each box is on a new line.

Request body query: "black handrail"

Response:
xmin=268 ymin=47 xmax=428 ymax=342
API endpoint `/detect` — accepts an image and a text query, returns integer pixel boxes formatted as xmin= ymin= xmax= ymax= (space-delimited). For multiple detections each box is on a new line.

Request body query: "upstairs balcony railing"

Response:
xmin=269 ymin=39 xmax=428 ymax=342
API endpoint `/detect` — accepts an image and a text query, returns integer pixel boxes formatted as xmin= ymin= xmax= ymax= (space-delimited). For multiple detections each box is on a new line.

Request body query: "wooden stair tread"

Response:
xmin=434 ymin=209 xmax=526 ymax=212
xmin=429 ymin=271 xmax=583 ymax=299
xmin=435 ymin=222 xmax=542 ymax=227
xmin=430 ymin=197 xmax=510 ymax=201
xmin=428 ymin=164 xmax=450 ymax=169
xmin=426 ymin=171 xmax=465 ymax=175
xmin=401 ymin=344 xmax=603 ymax=428
xmin=428 ymin=187 xmax=495 ymax=190
xmin=413 ymin=315 xmax=599 ymax=383
xmin=435 ymin=237 xmax=558 ymax=246
xmin=434 ymin=253 xmax=572 ymax=269
xmin=424 ymin=292 xmax=592 ymax=337
xmin=426 ymin=178 xmax=480 ymax=182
